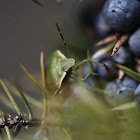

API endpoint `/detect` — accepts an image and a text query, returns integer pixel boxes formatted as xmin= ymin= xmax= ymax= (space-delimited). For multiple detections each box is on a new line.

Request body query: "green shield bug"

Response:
xmin=46 ymin=50 xmax=75 ymax=95
xmin=46 ymin=23 xmax=76 ymax=95
xmin=46 ymin=23 xmax=103 ymax=95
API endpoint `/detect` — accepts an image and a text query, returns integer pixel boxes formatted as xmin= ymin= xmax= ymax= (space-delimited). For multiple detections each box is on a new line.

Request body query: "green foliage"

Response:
xmin=0 ymin=45 xmax=140 ymax=140
xmin=112 ymin=102 xmax=136 ymax=111
xmin=14 ymin=79 xmax=33 ymax=120
xmin=1 ymin=112 xmax=11 ymax=140
xmin=4 ymin=1 xmax=140 ymax=139
xmin=0 ymin=80 xmax=22 ymax=116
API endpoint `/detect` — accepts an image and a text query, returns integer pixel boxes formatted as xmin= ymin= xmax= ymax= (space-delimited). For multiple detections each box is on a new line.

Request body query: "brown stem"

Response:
xmin=96 ymin=34 xmax=119 ymax=46
xmin=111 ymin=34 xmax=129 ymax=56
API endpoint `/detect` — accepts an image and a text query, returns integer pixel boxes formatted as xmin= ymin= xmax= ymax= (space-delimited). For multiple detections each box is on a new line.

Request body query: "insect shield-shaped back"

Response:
xmin=46 ymin=50 xmax=75 ymax=95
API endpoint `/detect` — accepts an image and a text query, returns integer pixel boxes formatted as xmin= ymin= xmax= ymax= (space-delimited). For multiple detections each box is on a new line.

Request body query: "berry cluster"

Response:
xmin=79 ymin=0 xmax=140 ymax=107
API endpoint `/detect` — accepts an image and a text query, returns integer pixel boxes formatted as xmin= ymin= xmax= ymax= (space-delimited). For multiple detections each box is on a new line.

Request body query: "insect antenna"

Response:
xmin=56 ymin=23 xmax=71 ymax=57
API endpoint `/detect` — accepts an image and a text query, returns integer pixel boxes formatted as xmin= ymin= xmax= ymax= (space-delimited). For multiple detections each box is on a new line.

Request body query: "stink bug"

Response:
xmin=45 ymin=23 xmax=104 ymax=95
xmin=46 ymin=50 xmax=75 ymax=95
xmin=46 ymin=23 xmax=76 ymax=95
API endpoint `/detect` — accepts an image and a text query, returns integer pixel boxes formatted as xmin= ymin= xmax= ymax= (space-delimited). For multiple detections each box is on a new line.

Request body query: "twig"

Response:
xmin=0 ymin=115 xmax=41 ymax=129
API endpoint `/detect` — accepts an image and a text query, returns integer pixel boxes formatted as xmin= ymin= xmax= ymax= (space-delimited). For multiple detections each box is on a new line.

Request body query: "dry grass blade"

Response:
xmin=21 ymin=65 xmax=46 ymax=93
xmin=41 ymin=51 xmax=46 ymax=88
xmin=0 ymin=80 xmax=21 ymax=116
xmin=92 ymin=42 xmax=115 ymax=59
xmin=118 ymin=70 xmax=124 ymax=80
xmin=40 ymin=51 xmax=47 ymax=117
xmin=96 ymin=34 xmax=118 ymax=46
xmin=111 ymin=34 xmax=129 ymax=56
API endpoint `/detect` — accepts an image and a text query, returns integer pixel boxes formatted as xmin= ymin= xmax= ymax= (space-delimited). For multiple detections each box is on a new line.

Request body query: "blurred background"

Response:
xmin=0 ymin=0 xmax=104 ymax=79
xmin=0 ymin=0 xmax=107 ymax=116
xmin=1 ymin=1 xmax=140 ymax=140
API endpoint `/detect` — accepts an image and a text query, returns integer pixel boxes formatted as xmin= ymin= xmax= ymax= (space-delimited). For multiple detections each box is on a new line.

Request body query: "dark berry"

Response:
xmin=129 ymin=28 xmax=140 ymax=57
xmin=83 ymin=54 xmax=116 ymax=87
xmin=104 ymin=77 xmax=137 ymax=106
xmin=103 ymin=0 xmax=140 ymax=33
xmin=112 ymin=45 xmax=134 ymax=65
xmin=104 ymin=81 xmax=118 ymax=97
xmin=122 ymin=76 xmax=137 ymax=90
xmin=113 ymin=87 xmax=135 ymax=105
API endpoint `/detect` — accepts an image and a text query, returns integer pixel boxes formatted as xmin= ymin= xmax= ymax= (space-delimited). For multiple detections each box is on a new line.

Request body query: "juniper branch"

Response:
xmin=0 ymin=115 xmax=42 ymax=129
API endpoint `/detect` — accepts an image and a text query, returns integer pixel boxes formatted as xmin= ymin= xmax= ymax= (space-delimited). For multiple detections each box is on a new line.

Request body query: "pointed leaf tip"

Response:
xmin=0 ymin=80 xmax=21 ymax=115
